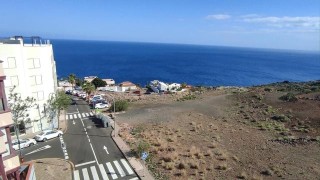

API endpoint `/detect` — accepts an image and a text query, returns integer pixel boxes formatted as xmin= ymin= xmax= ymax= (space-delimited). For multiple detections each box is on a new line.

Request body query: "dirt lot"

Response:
xmin=115 ymin=83 xmax=320 ymax=180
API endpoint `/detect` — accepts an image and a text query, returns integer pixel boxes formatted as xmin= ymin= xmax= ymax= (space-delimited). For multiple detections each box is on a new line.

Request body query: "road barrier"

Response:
xmin=95 ymin=113 xmax=111 ymax=128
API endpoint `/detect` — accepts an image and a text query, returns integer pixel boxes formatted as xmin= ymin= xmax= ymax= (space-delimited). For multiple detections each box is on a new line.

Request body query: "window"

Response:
xmin=3 ymin=57 xmax=17 ymax=69
xmin=29 ymin=75 xmax=42 ymax=86
xmin=32 ymin=91 xmax=44 ymax=101
xmin=27 ymin=58 xmax=41 ymax=69
xmin=10 ymin=76 xmax=19 ymax=86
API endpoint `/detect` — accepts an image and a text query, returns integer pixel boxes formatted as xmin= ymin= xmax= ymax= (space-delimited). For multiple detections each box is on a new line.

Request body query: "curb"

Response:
xmin=111 ymin=123 xmax=155 ymax=179
xmin=110 ymin=129 xmax=142 ymax=180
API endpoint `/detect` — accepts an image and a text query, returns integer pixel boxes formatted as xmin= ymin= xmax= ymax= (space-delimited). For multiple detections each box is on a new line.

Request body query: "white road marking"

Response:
xmin=25 ymin=145 xmax=51 ymax=155
xmin=85 ymin=113 xmax=89 ymax=116
xmin=75 ymin=160 xmax=96 ymax=168
xmin=89 ymin=112 xmax=93 ymax=116
xmin=73 ymin=170 xmax=80 ymax=180
xmin=90 ymin=166 xmax=99 ymax=180
xmin=77 ymin=107 xmax=99 ymax=165
xmin=82 ymin=168 xmax=90 ymax=180
xmin=82 ymin=113 xmax=86 ymax=117
xmin=106 ymin=162 xmax=118 ymax=179
xmin=73 ymin=114 xmax=77 ymax=119
xmin=66 ymin=115 xmax=69 ymax=120
xmin=129 ymin=178 xmax=139 ymax=180
xmin=99 ymin=164 xmax=109 ymax=180
xmin=69 ymin=115 xmax=73 ymax=120
xmin=121 ymin=159 xmax=134 ymax=175
xmin=103 ymin=146 xmax=109 ymax=154
xmin=114 ymin=160 xmax=126 ymax=177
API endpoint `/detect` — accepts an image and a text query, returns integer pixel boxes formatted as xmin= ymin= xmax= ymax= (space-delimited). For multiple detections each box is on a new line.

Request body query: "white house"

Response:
xmin=58 ymin=80 xmax=72 ymax=91
xmin=119 ymin=81 xmax=137 ymax=92
xmin=168 ymin=83 xmax=181 ymax=90
xmin=103 ymin=78 xmax=115 ymax=86
xmin=0 ymin=36 xmax=58 ymax=134
xmin=149 ymin=80 xmax=181 ymax=93
xmin=84 ymin=76 xmax=97 ymax=83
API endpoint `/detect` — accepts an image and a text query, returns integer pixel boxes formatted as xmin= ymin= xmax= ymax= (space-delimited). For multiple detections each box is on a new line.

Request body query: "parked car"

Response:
xmin=95 ymin=103 xmax=109 ymax=109
xmin=65 ymin=90 xmax=72 ymax=95
xmin=79 ymin=93 xmax=87 ymax=99
xmin=12 ymin=139 xmax=37 ymax=150
xmin=89 ymin=95 xmax=103 ymax=101
xmin=34 ymin=130 xmax=63 ymax=142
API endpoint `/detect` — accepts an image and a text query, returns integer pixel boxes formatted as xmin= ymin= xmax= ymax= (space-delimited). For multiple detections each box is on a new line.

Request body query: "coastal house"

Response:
xmin=118 ymin=81 xmax=137 ymax=92
xmin=0 ymin=36 xmax=58 ymax=134
xmin=149 ymin=80 xmax=181 ymax=93
xmin=0 ymin=60 xmax=21 ymax=180
xmin=102 ymin=78 xmax=115 ymax=86
xmin=168 ymin=83 xmax=181 ymax=90
xmin=84 ymin=76 xmax=98 ymax=83
xmin=58 ymin=80 xmax=72 ymax=91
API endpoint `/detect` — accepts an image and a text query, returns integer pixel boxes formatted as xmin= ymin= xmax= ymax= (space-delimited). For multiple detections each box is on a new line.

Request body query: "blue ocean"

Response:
xmin=52 ymin=39 xmax=320 ymax=87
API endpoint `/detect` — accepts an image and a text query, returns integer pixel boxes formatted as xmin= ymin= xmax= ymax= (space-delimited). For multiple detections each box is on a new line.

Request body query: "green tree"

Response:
xmin=82 ymin=82 xmax=96 ymax=101
xmin=75 ymin=77 xmax=84 ymax=87
xmin=68 ymin=73 xmax=76 ymax=89
xmin=45 ymin=91 xmax=71 ymax=122
xmin=91 ymin=78 xmax=106 ymax=88
xmin=110 ymin=100 xmax=129 ymax=112
xmin=8 ymin=86 xmax=36 ymax=155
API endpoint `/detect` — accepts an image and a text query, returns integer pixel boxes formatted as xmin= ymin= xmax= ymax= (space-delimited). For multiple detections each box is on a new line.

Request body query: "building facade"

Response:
xmin=0 ymin=60 xmax=21 ymax=180
xmin=0 ymin=36 xmax=58 ymax=134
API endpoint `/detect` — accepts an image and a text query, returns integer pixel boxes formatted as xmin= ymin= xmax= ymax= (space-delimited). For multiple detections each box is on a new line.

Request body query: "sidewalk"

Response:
xmin=108 ymin=116 xmax=155 ymax=180
xmin=21 ymin=110 xmax=74 ymax=180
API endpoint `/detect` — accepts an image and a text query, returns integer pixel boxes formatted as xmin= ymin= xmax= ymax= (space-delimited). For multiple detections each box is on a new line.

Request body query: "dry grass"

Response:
xmin=216 ymin=163 xmax=228 ymax=170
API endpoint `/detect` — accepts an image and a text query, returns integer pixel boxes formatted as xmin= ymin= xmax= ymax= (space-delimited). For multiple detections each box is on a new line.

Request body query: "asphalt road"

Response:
xmin=22 ymin=137 xmax=63 ymax=162
xmin=64 ymin=97 xmax=138 ymax=180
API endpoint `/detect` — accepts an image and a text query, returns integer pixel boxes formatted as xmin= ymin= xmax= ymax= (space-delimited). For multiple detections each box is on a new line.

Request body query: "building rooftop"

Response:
xmin=0 ymin=36 xmax=51 ymax=46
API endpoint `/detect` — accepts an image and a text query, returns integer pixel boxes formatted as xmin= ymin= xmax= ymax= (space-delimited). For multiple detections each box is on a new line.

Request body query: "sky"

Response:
xmin=1 ymin=0 xmax=320 ymax=51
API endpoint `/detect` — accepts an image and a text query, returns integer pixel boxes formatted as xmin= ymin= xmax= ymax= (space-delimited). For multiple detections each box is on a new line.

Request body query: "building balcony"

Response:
xmin=4 ymin=155 xmax=20 ymax=172
xmin=0 ymin=111 xmax=13 ymax=128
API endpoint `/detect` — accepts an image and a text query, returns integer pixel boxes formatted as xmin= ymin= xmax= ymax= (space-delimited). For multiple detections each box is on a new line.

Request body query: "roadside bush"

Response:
xmin=137 ymin=140 xmax=150 ymax=158
xmin=279 ymin=93 xmax=297 ymax=102
xmin=271 ymin=115 xmax=290 ymax=122
xmin=110 ymin=100 xmax=128 ymax=112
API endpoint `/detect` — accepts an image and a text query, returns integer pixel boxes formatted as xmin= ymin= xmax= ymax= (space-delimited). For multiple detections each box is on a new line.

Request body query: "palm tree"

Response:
xmin=82 ymin=82 xmax=95 ymax=101
xmin=68 ymin=74 xmax=76 ymax=90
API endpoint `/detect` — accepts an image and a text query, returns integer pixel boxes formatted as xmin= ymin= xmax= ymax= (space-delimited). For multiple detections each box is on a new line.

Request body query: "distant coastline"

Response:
xmin=53 ymin=39 xmax=320 ymax=87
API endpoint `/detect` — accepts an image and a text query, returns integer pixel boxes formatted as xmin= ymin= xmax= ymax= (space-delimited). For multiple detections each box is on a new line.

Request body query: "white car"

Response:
xmin=34 ymin=130 xmax=63 ymax=142
xmin=95 ymin=103 xmax=109 ymax=109
xmin=12 ymin=139 xmax=37 ymax=150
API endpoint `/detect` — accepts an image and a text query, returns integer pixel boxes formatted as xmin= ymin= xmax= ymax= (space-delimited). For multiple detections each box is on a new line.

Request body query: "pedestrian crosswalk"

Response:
xmin=73 ymin=159 xmax=137 ymax=180
xmin=66 ymin=112 xmax=94 ymax=120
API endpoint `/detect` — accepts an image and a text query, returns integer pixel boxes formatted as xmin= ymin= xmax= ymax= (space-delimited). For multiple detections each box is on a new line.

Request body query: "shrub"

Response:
xmin=216 ymin=164 xmax=227 ymax=170
xmin=177 ymin=161 xmax=187 ymax=169
xmin=279 ymin=93 xmax=297 ymax=102
xmin=137 ymin=141 xmax=150 ymax=157
xmin=110 ymin=100 xmax=129 ymax=112
xmin=189 ymin=161 xmax=199 ymax=169
xmin=271 ymin=115 xmax=290 ymax=122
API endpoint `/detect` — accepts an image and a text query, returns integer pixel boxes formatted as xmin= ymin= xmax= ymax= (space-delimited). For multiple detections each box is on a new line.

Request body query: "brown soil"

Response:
xmin=115 ymin=85 xmax=320 ymax=180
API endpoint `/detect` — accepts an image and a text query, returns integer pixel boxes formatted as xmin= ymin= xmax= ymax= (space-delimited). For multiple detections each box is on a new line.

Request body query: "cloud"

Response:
xmin=206 ymin=14 xmax=231 ymax=20
xmin=243 ymin=16 xmax=320 ymax=29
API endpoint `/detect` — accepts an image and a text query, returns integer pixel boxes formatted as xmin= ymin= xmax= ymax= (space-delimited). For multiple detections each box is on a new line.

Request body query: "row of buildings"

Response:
xmin=0 ymin=36 xmax=57 ymax=179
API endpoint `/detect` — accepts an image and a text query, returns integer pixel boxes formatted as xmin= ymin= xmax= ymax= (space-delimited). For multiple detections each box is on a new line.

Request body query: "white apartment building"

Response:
xmin=0 ymin=36 xmax=58 ymax=134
